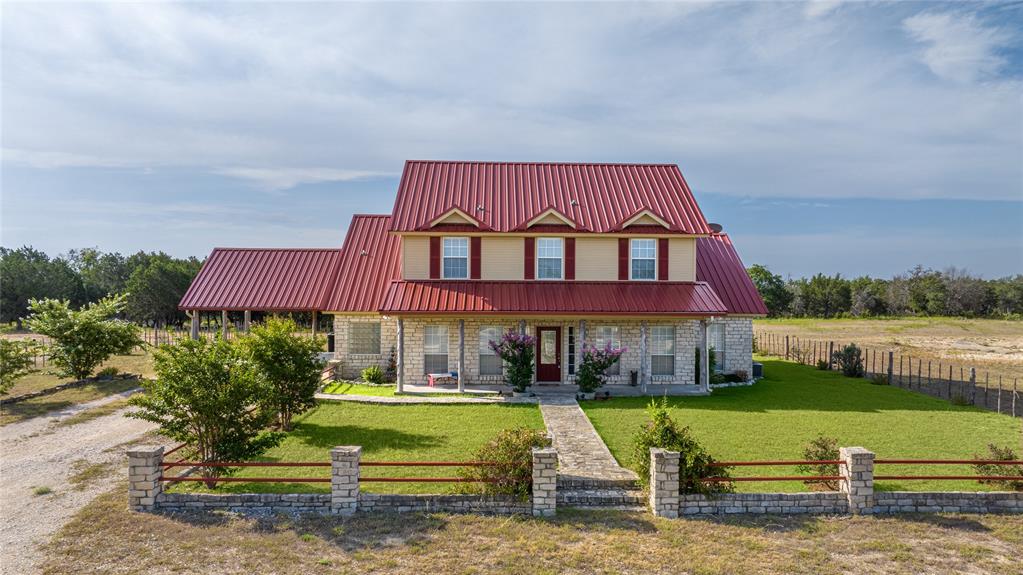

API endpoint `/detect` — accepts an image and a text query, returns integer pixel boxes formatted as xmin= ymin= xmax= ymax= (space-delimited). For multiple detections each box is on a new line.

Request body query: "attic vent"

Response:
xmin=708 ymin=223 xmax=723 ymax=233
xmin=570 ymin=199 xmax=578 ymax=206
xmin=360 ymin=250 xmax=368 ymax=256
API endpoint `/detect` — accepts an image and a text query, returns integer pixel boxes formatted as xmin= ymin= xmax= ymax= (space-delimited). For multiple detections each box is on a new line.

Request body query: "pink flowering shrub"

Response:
xmin=489 ymin=331 xmax=536 ymax=392
xmin=576 ymin=342 xmax=626 ymax=393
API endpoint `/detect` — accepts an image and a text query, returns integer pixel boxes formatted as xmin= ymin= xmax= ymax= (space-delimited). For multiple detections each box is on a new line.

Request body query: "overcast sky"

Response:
xmin=2 ymin=1 xmax=1021 ymax=278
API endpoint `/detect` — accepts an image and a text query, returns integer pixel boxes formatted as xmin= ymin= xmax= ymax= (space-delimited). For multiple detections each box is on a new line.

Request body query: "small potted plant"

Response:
xmin=489 ymin=331 xmax=535 ymax=397
xmin=576 ymin=342 xmax=625 ymax=400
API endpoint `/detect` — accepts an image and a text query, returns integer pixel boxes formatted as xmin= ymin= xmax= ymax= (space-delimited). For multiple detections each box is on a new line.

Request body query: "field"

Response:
xmin=755 ymin=317 xmax=1023 ymax=387
xmin=582 ymin=359 xmax=1023 ymax=492
xmin=43 ymin=489 xmax=1023 ymax=575
xmin=166 ymin=401 xmax=544 ymax=494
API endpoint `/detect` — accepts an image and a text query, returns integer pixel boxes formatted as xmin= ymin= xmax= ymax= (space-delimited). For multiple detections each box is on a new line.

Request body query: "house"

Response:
xmin=179 ymin=161 xmax=767 ymax=393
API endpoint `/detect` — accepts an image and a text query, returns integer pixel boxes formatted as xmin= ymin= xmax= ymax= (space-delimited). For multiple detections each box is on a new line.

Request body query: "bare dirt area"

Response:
xmin=755 ymin=318 xmax=1023 ymax=387
xmin=0 ymin=392 xmax=157 ymax=575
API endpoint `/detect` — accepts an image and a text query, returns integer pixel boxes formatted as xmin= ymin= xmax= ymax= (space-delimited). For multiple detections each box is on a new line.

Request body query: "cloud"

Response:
xmin=903 ymin=11 xmax=1012 ymax=83
xmin=211 ymin=167 xmax=393 ymax=192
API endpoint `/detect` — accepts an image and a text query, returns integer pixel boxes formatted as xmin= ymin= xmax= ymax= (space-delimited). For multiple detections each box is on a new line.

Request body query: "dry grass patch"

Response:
xmin=42 ymin=487 xmax=1023 ymax=575
xmin=0 ymin=378 xmax=140 ymax=426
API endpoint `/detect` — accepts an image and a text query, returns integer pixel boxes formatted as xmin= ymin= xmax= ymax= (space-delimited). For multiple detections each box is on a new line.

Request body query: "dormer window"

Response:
xmin=536 ymin=237 xmax=564 ymax=280
xmin=442 ymin=237 xmax=469 ymax=279
xmin=630 ymin=239 xmax=656 ymax=280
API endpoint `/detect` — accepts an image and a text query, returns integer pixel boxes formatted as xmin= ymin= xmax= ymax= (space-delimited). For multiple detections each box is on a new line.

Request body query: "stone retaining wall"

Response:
xmin=679 ymin=492 xmax=848 ymax=515
xmin=159 ymin=493 xmax=331 ymax=514
xmin=873 ymin=492 xmax=1023 ymax=514
xmin=359 ymin=494 xmax=530 ymax=514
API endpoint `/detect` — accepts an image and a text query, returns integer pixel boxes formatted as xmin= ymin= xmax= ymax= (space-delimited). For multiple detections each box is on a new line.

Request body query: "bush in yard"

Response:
xmin=456 ymin=427 xmax=551 ymax=499
xmin=973 ymin=445 xmax=1023 ymax=491
xmin=26 ymin=294 xmax=141 ymax=380
xmin=128 ymin=337 xmax=282 ymax=487
xmin=869 ymin=373 xmax=888 ymax=386
xmin=796 ymin=435 xmax=840 ymax=491
xmin=576 ymin=342 xmax=626 ymax=393
xmin=631 ymin=397 xmax=733 ymax=494
xmin=0 ymin=339 xmax=37 ymax=394
xmin=96 ymin=366 xmax=119 ymax=379
xmin=240 ymin=317 xmax=325 ymax=431
xmin=816 ymin=360 xmax=829 ymax=371
xmin=384 ymin=346 xmax=397 ymax=382
xmin=489 ymin=331 xmax=535 ymax=393
xmin=831 ymin=344 xmax=864 ymax=378
xmin=361 ymin=365 xmax=385 ymax=384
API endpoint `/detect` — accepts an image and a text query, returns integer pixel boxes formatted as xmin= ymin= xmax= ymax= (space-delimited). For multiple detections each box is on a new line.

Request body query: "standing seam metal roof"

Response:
xmin=696 ymin=234 xmax=769 ymax=316
xmin=325 ymin=215 xmax=401 ymax=312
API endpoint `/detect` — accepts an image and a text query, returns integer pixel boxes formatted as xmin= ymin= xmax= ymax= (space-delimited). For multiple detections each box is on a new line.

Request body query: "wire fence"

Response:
xmin=755 ymin=331 xmax=1021 ymax=419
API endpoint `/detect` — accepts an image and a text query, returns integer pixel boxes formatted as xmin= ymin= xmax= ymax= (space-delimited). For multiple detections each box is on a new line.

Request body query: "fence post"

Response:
xmin=839 ymin=446 xmax=874 ymax=515
xmin=969 ymin=368 xmax=977 ymax=404
xmin=886 ymin=352 xmax=894 ymax=386
xmin=531 ymin=447 xmax=558 ymax=517
xmin=649 ymin=448 xmax=681 ymax=519
xmin=785 ymin=335 xmax=789 ymax=360
xmin=330 ymin=446 xmax=361 ymax=516
xmin=828 ymin=341 xmax=835 ymax=370
xmin=127 ymin=446 xmax=164 ymax=512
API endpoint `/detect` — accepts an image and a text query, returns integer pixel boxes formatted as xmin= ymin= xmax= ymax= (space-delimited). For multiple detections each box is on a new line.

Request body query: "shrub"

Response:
xmin=870 ymin=373 xmax=888 ymax=386
xmin=576 ymin=342 xmax=626 ymax=393
xmin=0 ymin=339 xmax=37 ymax=394
xmin=796 ymin=435 xmax=840 ymax=490
xmin=96 ymin=366 xmax=119 ymax=379
xmin=816 ymin=360 xmax=829 ymax=371
xmin=361 ymin=365 xmax=385 ymax=384
xmin=128 ymin=337 xmax=282 ymax=487
xmin=733 ymin=369 xmax=748 ymax=382
xmin=972 ymin=444 xmax=1023 ymax=491
xmin=384 ymin=346 xmax=397 ymax=382
xmin=694 ymin=347 xmax=717 ymax=382
xmin=26 ymin=294 xmax=141 ymax=380
xmin=240 ymin=317 xmax=325 ymax=431
xmin=489 ymin=331 xmax=535 ymax=393
xmin=457 ymin=427 xmax=550 ymax=499
xmin=950 ymin=393 xmax=972 ymax=406
xmin=831 ymin=344 xmax=864 ymax=378
xmin=631 ymin=397 xmax=733 ymax=494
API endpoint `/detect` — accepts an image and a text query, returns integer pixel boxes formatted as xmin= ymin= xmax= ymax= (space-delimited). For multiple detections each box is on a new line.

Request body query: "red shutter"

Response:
xmin=565 ymin=238 xmax=575 ymax=280
xmin=618 ymin=238 xmax=629 ymax=280
xmin=658 ymin=238 xmax=669 ymax=281
xmin=470 ymin=236 xmax=482 ymax=279
xmin=524 ymin=237 xmax=535 ymax=280
xmin=429 ymin=237 xmax=440 ymax=279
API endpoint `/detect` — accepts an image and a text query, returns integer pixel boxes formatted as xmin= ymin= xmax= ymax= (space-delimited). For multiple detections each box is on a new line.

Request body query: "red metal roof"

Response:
xmin=379 ymin=281 xmax=727 ymax=316
xmin=326 ymin=215 xmax=401 ymax=312
xmin=696 ymin=234 xmax=768 ymax=316
xmin=179 ymin=248 xmax=342 ymax=311
xmin=389 ymin=161 xmax=712 ymax=234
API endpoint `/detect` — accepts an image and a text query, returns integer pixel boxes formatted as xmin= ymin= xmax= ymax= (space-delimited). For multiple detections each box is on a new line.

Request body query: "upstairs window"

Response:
xmin=631 ymin=239 xmax=656 ymax=280
xmin=536 ymin=237 xmax=563 ymax=280
xmin=442 ymin=237 xmax=469 ymax=279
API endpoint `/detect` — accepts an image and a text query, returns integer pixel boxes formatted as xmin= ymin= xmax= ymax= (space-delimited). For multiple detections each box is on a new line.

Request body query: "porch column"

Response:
xmin=579 ymin=320 xmax=586 ymax=347
xmin=518 ymin=320 xmax=526 ymax=336
xmin=311 ymin=311 xmax=318 ymax=338
xmin=640 ymin=321 xmax=648 ymax=393
xmin=221 ymin=310 xmax=228 ymax=339
xmin=457 ymin=319 xmax=465 ymax=393
xmin=243 ymin=310 xmax=251 ymax=332
xmin=396 ymin=318 xmax=405 ymax=393
xmin=700 ymin=320 xmax=710 ymax=392
xmin=190 ymin=311 xmax=200 ymax=340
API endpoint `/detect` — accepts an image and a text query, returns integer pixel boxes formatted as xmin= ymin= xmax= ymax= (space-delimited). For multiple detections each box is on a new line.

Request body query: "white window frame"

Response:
xmin=595 ymin=325 xmax=621 ymax=376
xmin=535 ymin=237 xmax=564 ymax=280
xmin=630 ymin=238 xmax=657 ymax=281
xmin=442 ymin=237 xmax=469 ymax=279
xmin=708 ymin=322 xmax=726 ymax=372
xmin=478 ymin=326 xmax=503 ymax=376
xmin=349 ymin=321 xmax=382 ymax=355
xmin=424 ymin=325 xmax=449 ymax=374
xmin=649 ymin=325 xmax=675 ymax=376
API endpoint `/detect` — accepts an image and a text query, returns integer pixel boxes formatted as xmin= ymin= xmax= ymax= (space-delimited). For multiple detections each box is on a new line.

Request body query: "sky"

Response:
xmin=2 ymin=1 xmax=1021 ymax=279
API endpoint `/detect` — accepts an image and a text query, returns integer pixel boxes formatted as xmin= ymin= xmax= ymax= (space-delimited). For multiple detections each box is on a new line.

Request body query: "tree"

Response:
xmin=850 ymin=276 xmax=888 ymax=317
xmin=123 ymin=253 xmax=202 ymax=326
xmin=943 ymin=267 xmax=994 ymax=317
xmin=790 ymin=274 xmax=851 ymax=318
xmin=576 ymin=342 xmax=626 ymax=393
xmin=907 ymin=266 xmax=946 ymax=316
xmin=127 ymin=337 xmax=282 ymax=487
xmin=0 ymin=339 xmax=37 ymax=394
xmin=746 ymin=264 xmax=792 ymax=317
xmin=240 ymin=317 xmax=325 ymax=431
xmin=0 ymin=246 xmax=85 ymax=327
xmin=67 ymin=248 xmax=133 ymax=302
xmin=26 ymin=294 xmax=141 ymax=379
xmin=991 ymin=276 xmax=1023 ymax=317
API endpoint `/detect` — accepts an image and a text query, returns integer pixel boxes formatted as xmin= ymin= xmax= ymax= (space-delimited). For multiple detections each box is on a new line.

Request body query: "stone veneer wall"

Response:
xmin=679 ymin=493 xmax=849 ymax=515
xmin=873 ymin=492 xmax=1023 ymax=514
xmin=720 ymin=318 xmax=753 ymax=376
xmin=331 ymin=315 xmax=398 ymax=379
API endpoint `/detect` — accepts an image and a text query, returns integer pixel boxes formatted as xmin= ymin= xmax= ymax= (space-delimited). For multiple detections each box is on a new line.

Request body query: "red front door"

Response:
xmin=535 ymin=326 xmax=561 ymax=383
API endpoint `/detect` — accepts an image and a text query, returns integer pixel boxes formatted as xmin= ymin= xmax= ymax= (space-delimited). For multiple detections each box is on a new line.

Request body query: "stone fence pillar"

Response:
xmin=840 ymin=446 xmax=875 ymax=515
xmin=532 ymin=447 xmax=558 ymax=517
xmin=128 ymin=446 xmax=164 ymax=512
xmin=331 ymin=446 xmax=361 ymax=516
xmin=649 ymin=448 xmax=680 ymax=518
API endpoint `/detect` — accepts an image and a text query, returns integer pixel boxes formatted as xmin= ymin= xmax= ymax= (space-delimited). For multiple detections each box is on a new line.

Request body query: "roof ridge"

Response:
xmin=211 ymin=247 xmax=342 ymax=252
xmin=405 ymin=159 xmax=679 ymax=167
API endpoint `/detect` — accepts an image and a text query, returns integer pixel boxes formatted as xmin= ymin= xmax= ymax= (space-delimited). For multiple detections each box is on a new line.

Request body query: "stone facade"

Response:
xmin=331 ymin=315 xmax=397 ymax=379
xmin=128 ymin=446 xmax=164 ymax=512
xmin=872 ymin=492 xmax=1023 ymax=514
xmin=718 ymin=317 xmax=754 ymax=376
xmin=159 ymin=493 xmax=331 ymax=514
xmin=649 ymin=449 xmax=681 ymax=518
xmin=839 ymin=446 xmax=875 ymax=515
xmin=679 ymin=492 xmax=849 ymax=515
xmin=358 ymin=494 xmax=530 ymax=514
xmin=330 ymin=446 xmax=360 ymax=516
xmin=531 ymin=447 xmax=558 ymax=517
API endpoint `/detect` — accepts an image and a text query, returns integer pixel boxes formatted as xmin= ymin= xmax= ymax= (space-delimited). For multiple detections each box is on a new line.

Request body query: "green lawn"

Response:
xmin=581 ymin=358 xmax=1022 ymax=492
xmin=167 ymin=401 xmax=543 ymax=494
xmin=320 ymin=381 xmax=397 ymax=396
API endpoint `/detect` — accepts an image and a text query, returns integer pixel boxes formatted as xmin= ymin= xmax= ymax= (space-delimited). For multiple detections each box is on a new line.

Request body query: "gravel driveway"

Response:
xmin=0 ymin=391 xmax=156 ymax=575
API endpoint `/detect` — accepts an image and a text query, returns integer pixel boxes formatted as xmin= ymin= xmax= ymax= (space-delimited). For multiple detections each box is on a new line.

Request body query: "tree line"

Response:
xmin=0 ymin=246 xmax=202 ymax=329
xmin=747 ymin=264 xmax=1023 ymax=319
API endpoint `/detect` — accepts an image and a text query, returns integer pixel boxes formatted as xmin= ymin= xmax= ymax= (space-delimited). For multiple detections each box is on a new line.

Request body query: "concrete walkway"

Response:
xmin=538 ymin=396 xmax=638 ymax=487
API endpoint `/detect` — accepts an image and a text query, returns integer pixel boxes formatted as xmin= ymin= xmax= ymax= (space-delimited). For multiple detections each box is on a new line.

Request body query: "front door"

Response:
xmin=536 ymin=326 xmax=562 ymax=383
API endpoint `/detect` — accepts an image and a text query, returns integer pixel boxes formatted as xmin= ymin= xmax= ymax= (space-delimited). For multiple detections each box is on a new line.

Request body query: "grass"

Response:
xmin=2 ymin=351 xmax=154 ymax=398
xmin=32 ymin=486 xmax=53 ymax=496
xmin=320 ymin=381 xmax=397 ymax=396
xmin=43 ymin=487 xmax=1023 ymax=575
xmin=56 ymin=397 xmax=134 ymax=428
xmin=167 ymin=401 xmax=543 ymax=495
xmin=581 ymin=358 xmax=1022 ymax=493
xmin=0 ymin=378 xmax=140 ymax=426
xmin=69 ymin=460 xmax=116 ymax=491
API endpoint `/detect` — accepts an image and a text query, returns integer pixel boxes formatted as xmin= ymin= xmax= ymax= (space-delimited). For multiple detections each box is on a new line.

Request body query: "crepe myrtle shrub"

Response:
xmin=796 ymin=435 xmax=840 ymax=491
xmin=456 ymin=427 xmax=551 ymax=499
xmin=972 ymin=445 xmax=1023 ymax=491
xmin=631 ymin=397 xmax=733 ymax=494
xmin=489 ymin=331 xmax=535 ymax=393
xmin=26 ymin=294 xmax=141 ymax=380
xmin=361 ymin=365 xmax=385 ymax=384
xmin=239 ymin=317 xmax=325 ymax=431
xmin=576 ymin=342 xmax=626 ymax=393
xmin=127 ymin=337 xmax=282 ymax=488
xmin=831 ymin=344 xmax=865 ymax=378
xmin=0 ymin=339 xmax=38 ymax=394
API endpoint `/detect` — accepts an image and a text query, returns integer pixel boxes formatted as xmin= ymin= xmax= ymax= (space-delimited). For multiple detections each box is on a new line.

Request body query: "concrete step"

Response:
xmin=557 ymin=476 xmax=639 ymax=490
xmin=558 ymin=488 xmax=647 ymax=511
